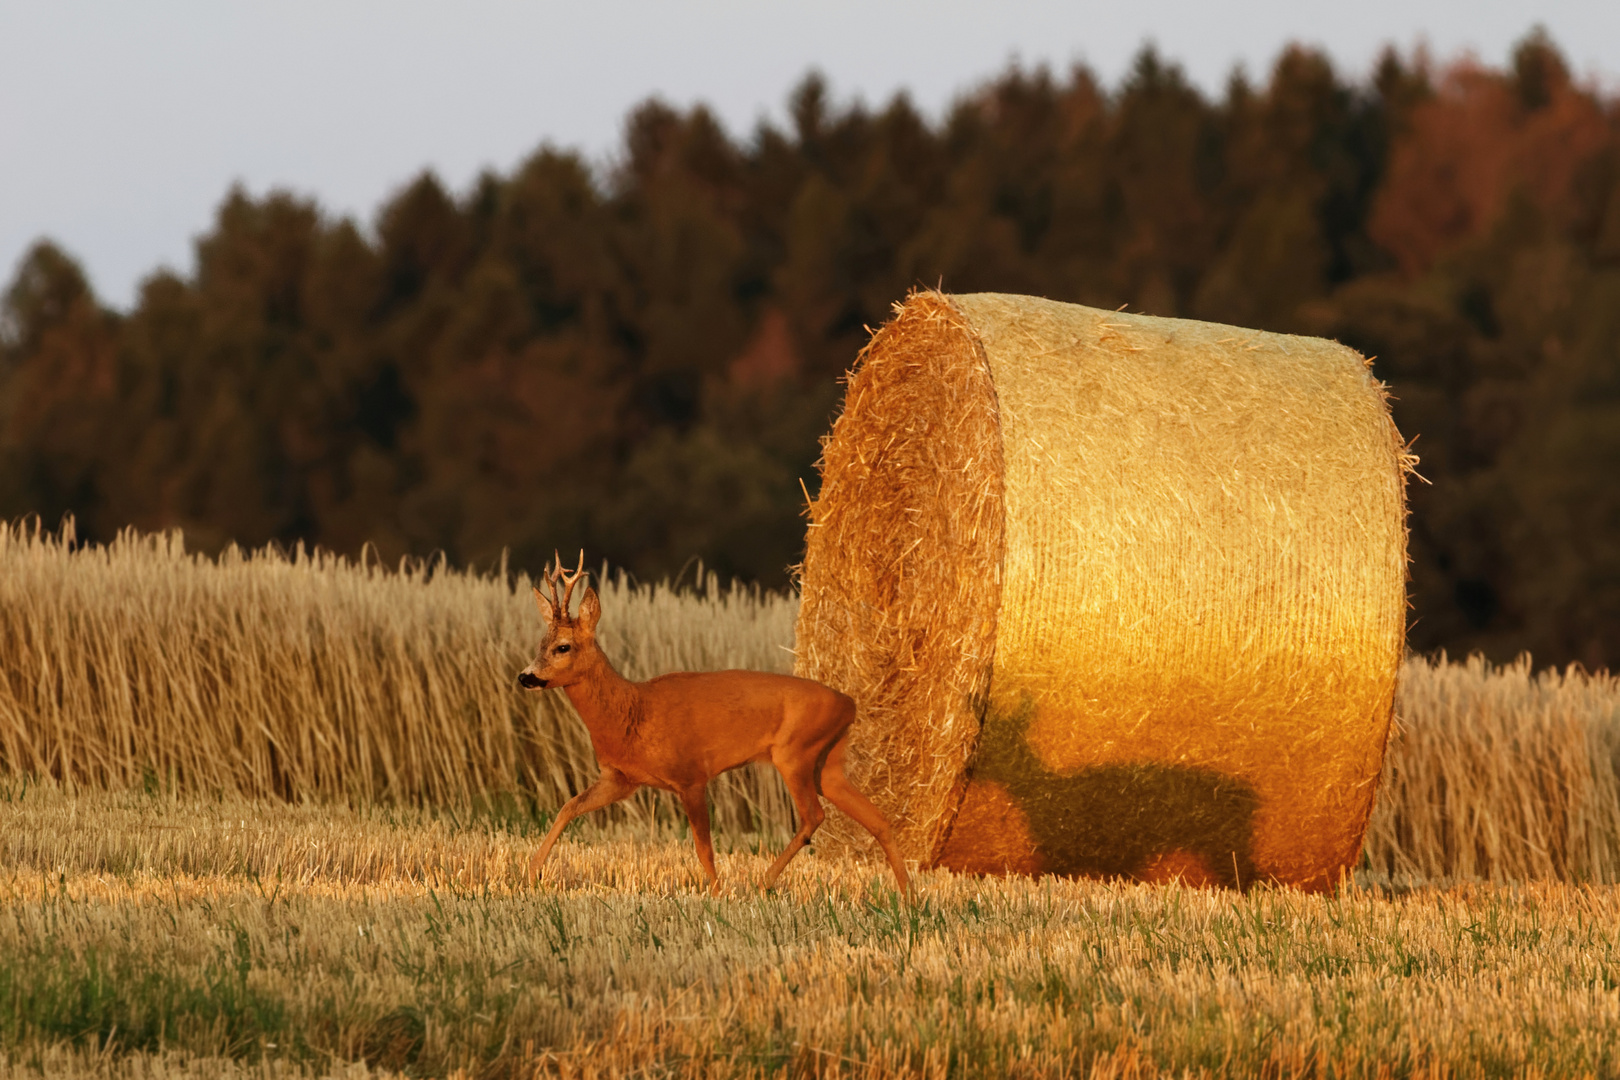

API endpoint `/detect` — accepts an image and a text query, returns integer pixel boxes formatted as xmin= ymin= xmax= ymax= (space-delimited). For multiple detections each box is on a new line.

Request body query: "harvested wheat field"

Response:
xmin=5 ymin=785 xmax=1620 ymax=1079
xmin=4 ymin=523 xmax=1620 ymax=1076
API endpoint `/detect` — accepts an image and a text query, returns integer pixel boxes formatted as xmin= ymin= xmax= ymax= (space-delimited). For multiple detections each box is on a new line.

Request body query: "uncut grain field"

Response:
xmin=3 ymin=521 xmax=1620 ymax=1079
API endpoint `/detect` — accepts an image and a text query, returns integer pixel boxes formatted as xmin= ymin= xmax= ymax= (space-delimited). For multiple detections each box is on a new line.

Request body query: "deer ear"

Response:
xmin=532 ymin=585 xmax=556 ymax=624
xmin=577 ymin=586 xmax=601 ymax=632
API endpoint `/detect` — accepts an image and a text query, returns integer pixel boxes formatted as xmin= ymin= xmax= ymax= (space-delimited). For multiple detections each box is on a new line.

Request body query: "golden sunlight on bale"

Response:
xmin=795 ymin=291 xmax=1411 ymax=891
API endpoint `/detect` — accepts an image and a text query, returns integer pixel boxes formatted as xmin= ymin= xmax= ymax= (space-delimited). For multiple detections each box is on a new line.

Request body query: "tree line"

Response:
xmin=2 ymin=31 xmax=1616 ymax=669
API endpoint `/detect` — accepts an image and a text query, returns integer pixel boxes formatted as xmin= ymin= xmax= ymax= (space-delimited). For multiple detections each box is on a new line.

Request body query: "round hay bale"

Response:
xmin=795 ymin=291 xmax=1410 ymax=891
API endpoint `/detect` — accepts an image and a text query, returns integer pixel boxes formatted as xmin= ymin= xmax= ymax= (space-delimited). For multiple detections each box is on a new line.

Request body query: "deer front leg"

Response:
xmin=527 ymin=768 xmax=640 ymax=886
xmin=678 ymin=783 xmax=721 ymax=895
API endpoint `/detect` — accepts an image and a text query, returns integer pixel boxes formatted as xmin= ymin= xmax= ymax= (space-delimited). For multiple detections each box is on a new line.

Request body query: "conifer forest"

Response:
xmin=3 ymin=32 xmax=1616 ymax=670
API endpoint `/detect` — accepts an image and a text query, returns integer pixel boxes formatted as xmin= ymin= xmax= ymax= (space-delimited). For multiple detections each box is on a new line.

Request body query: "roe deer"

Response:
xmin=517 ymin=553 xmax=910 ymax=897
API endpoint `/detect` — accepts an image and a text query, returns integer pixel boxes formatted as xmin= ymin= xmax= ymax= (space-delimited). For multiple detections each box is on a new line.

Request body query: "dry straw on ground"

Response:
xmin=7 ymin=785 xmax=1620 ymax=1078
xmin=797 ymin=291 xmax=1412 ymax=891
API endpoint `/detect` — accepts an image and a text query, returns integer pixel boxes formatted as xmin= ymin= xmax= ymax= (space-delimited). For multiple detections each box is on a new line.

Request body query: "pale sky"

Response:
xmin=3 ymin=0 xmax=1616 ymax=310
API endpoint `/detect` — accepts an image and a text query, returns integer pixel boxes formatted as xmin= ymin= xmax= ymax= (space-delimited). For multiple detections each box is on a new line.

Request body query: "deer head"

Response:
xmin=517 ymin=550 xmax=602 ymax=690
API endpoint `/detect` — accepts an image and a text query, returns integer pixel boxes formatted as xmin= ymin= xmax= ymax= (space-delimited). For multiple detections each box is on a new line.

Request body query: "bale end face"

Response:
xmin=794 ymin=292 xmax=1005 ymax=864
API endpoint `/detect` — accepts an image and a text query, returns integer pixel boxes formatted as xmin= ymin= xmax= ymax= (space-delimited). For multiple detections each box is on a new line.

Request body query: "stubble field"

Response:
xmin=3 ymin=522 xmax=1620 ymax=1077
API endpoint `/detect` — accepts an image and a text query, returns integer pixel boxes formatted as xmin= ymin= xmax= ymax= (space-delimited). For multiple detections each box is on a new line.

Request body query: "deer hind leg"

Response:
xmin=759 ymin=747 xmax=828 ymax=891
xmin=679 ymin=783 xmax=722 ymax=896
xmin=526 ymin=768 xmax=640 ymax=886
xmin=819 ymin=735 xmax=911 ymax=898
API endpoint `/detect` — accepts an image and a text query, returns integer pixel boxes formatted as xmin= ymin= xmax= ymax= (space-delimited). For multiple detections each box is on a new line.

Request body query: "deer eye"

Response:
xmin=554 ymin=643 xmax=571 ymax=654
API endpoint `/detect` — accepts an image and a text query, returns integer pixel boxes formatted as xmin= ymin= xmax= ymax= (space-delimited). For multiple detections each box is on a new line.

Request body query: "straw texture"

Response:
xmin=792 ymin=294 xmax=1006 ymax=863
xmin=797 ymin=291 xmax=1410 ymax=891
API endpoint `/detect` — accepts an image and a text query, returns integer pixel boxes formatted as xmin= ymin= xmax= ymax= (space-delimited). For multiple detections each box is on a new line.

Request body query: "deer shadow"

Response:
xmin=959 ymin=694 xmax=1261 ymax=889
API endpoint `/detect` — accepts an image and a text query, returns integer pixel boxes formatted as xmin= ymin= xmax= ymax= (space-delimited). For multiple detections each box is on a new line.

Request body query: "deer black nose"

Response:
xmin=517 ymin=672 xmax=545 ymax=689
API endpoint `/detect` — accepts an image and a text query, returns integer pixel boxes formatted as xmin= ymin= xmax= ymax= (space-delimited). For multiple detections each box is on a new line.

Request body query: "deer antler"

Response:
xmin=547 ymin=549 xmax=588 ymax=621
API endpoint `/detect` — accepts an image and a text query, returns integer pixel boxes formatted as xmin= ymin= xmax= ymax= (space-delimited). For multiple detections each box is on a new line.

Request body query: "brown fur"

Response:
xmin=518 ymin=557 xmax=909 ymax=897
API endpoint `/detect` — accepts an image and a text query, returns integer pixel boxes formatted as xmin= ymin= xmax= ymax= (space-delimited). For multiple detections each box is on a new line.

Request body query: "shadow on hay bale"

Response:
xmin=796 ymin=290 xmax=1412 ymax=892
xmin=937 ymin=693 xmax=1261 ymax=888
